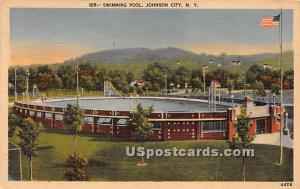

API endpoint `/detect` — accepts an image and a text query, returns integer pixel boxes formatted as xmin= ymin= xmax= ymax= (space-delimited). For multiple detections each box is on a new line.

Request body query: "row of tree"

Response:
xmin=9 ymin=106 xmax=88 ymax=181
xmin=8 ymin=62 xmax=294 ymax=96
xmin=8 ymin=102 xmax=154 ymax=180
xmin=8 ymin=64 xmax=136 ymax=95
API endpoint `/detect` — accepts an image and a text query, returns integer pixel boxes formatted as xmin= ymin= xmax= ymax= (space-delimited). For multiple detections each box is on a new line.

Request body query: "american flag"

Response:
xmin=260 ymin=14 xmax=280 ymax=28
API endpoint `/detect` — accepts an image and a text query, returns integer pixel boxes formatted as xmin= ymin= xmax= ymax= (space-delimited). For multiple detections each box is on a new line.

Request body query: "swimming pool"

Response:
xmin=45 ymin=97 xmax=227 ymax=112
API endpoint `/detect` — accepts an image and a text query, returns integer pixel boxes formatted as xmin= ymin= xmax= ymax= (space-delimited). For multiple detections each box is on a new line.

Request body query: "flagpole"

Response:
xmin=279 ymin=8 xmax=283 ymax=165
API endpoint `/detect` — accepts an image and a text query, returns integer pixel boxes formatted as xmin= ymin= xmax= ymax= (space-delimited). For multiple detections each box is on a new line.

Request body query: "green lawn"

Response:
xmin=9 ymin=128 xmax=293 ymax=181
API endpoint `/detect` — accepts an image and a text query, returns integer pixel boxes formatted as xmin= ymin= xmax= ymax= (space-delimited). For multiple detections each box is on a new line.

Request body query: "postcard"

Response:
xmin=0 ymin=0 xmax=299 ymax=189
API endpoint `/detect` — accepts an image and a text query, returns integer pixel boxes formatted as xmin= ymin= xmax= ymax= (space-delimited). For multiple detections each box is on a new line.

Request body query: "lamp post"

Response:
xmin=203 ymin=64 xmax=209 ymax=96
xmin=242 ymin=64 xmax=246 ymax=98
xmin=231 ymin=94 xmax=234 ymax=109
xmin=14 ymin=68 xmax=17 ymax=102
xmin=25 ymin=69 xmax=30 ymax=102
xmin=273 ymin=93 xmax=276 ymax=106
xmin=76 ymin=58 xmax=79 ymax=106
xmin=165 ymin=67 xmax=168 ymax=96
xmin=170 ymin=82 xmax=174 ymax=93
xmin=42 ymin=94 xmax=45 ymax=105
xmin=285 ymin=111 xmax=289 ymax=134
xmin=22 ymin=92 xmax=25 ymax=102
xmin=218 ymin=63 xmax=227 ymax=89
xmin=145 ymin=87 xmax=149 ymax=96
xmin=232 ymin=60 xmax=246 ymax=97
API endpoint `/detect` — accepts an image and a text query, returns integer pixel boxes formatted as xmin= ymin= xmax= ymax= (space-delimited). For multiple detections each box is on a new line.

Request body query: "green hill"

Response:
xmin=23 ymin=48 xmax=293 ymax=77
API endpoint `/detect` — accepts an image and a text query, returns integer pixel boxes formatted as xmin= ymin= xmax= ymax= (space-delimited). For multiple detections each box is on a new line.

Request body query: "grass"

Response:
xmin=9 ymin=128 xmax=293 ymax=181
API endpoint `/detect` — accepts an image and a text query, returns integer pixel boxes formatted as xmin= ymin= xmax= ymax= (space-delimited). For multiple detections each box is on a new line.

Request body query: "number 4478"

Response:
xmin=281 ymin=182 xmax=292 ymax=187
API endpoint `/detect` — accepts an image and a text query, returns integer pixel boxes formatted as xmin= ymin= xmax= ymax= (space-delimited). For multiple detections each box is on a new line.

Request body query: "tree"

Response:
xmin=253 ymin=81 xmax=266 ymax=98
xmin=226 ymin=78 xmax=235 ymax=94
xmin=126 ymin=71 xmax=135 ymax=84
xmin=190 ymin=77 xmax=201 ymax=91
xmin=230 ymin=107 xmax=254 ymax=181
xmin=122 ymin=86 xmax=130 ymax=94
xmin=65 ymin=153 xmax=88 ymax=181
xmin=128 ymin=85 xmax=135 ymax=93
xmin=142 ymin=62 xmax=168 ymax=91
xmin=80 ymin=75 xmax=95 ymax=91
xmin=131 ymin=103 xmax=154 ymax=165
xmin=131 ymin=103 xmax=154 ymax=140
xmin=18 ymin=118 xmax=41 ymax=181
xmin=36 ymin=65 xmax=59 ymax=95
xmin=136 ymin=87 xmax=144 ymax=95
xmin=57 ymin=64 xmax=76 ymax=89
xmin=94 ymin=68 xmax=107 ymax=91
xmin=284 ymin=69 xmax=294 ymax=89
xmin=53 ymin=74 xmax=63 ymax=95
xmin=15 ymin=68 xmax=27 ymax=93
xmin=78 ymin=63 xmax=98 ymax=91
xmin=245 ymin=70 xmax=256 ymax=86
xmin=63 ymin=104 xmax=84 ymax=146
xmin=8 ymin=108 xmax=21 ymax=137
xmin=172 ymin=66 xmax=191 ymax=88
xmin=271 ymin=83 xmax=280 ymax=95
xmin=108 ymin=70 xmax=128 ymax=91
xmin=248 ymin=64 xmax=264 ymax=75
xmin=234 ymin=76 xmax=246 ymax=90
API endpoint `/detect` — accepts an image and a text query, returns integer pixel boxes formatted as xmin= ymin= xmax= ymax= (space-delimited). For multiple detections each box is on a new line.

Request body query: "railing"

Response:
xmin=14 ymin=102 xmax=228 ymax=120
xmin=15 ymin=89 xmax=293 ymax=106
xmin=141 ymin=93 xmax=264 ymax=106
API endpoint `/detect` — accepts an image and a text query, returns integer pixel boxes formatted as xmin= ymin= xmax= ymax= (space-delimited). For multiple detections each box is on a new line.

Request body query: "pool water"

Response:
xmin=45 ymin=98 xmax=227 ymax=112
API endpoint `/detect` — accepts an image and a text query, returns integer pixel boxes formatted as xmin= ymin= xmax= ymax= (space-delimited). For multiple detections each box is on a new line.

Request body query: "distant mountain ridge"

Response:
xmin=78 ymin=47 xmax=200 ymax=63
xmin=13 ymin=47 xmax=292 ymax=70
xmin=76 ymin=47 xmax=283 ymax=65
xmin=79 ymin=47 xmax=282 ymax=63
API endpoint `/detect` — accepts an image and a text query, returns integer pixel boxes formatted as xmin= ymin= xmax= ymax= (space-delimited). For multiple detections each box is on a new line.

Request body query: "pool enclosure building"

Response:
xmin=13 ymin=96 xmax=283 ymax=141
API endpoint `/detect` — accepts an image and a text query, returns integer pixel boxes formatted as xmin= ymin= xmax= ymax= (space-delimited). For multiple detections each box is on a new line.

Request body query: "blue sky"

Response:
xmin=10 ymin=8 xmax=293 ymax=65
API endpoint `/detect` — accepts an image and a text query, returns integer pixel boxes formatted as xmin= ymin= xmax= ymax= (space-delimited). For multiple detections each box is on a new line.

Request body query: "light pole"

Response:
xmin=42 ymin=93 xmax=45 ymax=105
xmin=218 ymin=63 xmax=227 ymax=89
xmin=14 ymin=68 xmax=17 ymax=102
xmin=285 ymin=111 xmax=289 ymax=135
xmin=232 ymin=60 xmax=246 ymax=97
xmin=25 ymin=69 xmax=30 ymax=102
xmin=242 ymin=64 xmax=246 ymax=97
xmin=76 ymin=58 xmax=79 ymax=106
xmin=165 ymin=68 xmax=168 ymax=96
xmin=263 ymin=64 xmax=268 ymax=71
xmin=231 ymin=94 xmax=234 ymax=109
xmin=273 ymin=93 xmax=276 ymax=106
xmin=22 ymin=92 xmax=25 ymax=102
xmin=145 ymin=87 xmax=149 ymax=96
xmin=170 ymin=82 xmax=174 ymax=93
xmin=203 ymin=64 xmax=209 ymax=96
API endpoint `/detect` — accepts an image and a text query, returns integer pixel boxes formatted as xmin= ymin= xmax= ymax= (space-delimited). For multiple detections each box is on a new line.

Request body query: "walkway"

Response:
xmin=253 ymin=130 xmax=293 ymax=149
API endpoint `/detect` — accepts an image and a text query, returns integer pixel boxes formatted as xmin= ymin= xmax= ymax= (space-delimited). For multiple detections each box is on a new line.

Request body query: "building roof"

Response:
xmin=244 ymin=96 xmax=253 ymax=102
